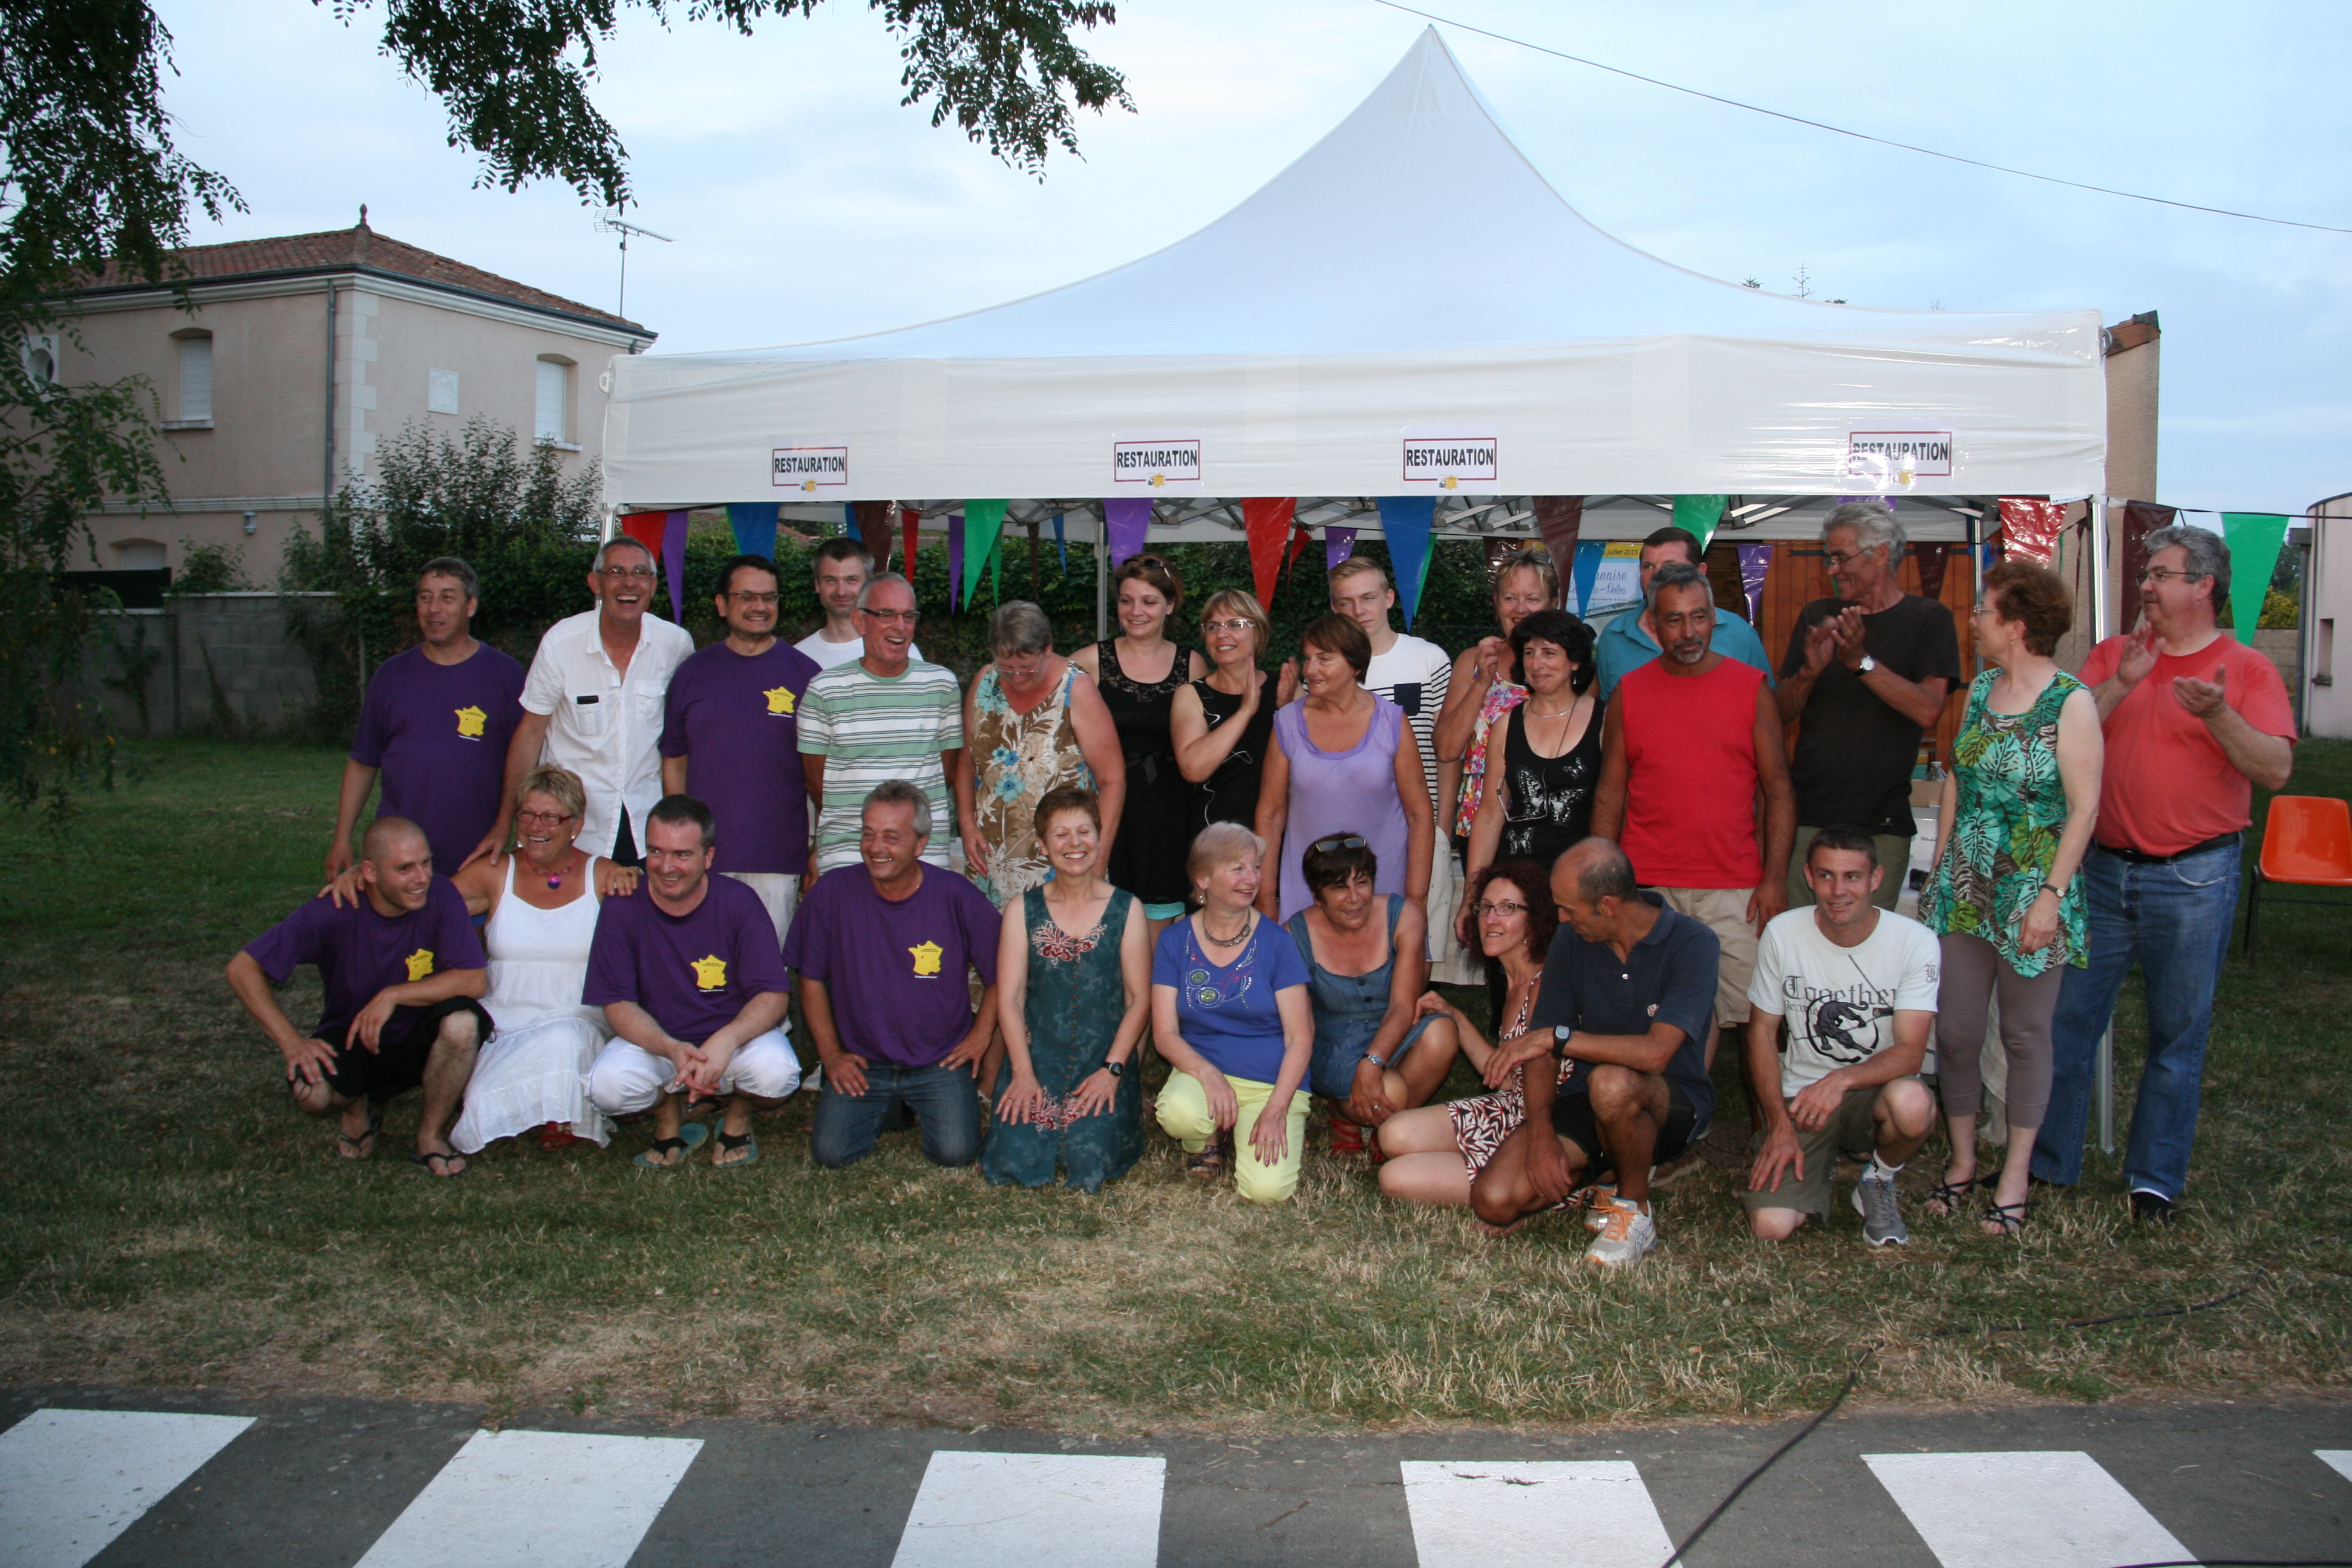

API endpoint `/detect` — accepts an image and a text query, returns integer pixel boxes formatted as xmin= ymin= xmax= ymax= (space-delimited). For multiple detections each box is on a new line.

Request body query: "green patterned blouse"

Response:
xmin=1922 ymin=668 xmax=2088 ymax=976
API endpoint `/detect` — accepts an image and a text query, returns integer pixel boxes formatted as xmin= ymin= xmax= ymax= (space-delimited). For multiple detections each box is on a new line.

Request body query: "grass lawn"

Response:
xmin=0 ymin=739 xmax=2347 ymax=1434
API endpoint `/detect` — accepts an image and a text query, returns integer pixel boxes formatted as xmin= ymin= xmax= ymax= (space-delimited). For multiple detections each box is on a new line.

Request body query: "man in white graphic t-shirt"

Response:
xmin=1743 ymin=826 xmax=1939 ymax=1246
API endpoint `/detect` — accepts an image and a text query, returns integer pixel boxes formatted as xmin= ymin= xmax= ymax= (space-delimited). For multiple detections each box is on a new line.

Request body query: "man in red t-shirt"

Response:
xmin=1593 ymin=563 xmax=1795 ymax=1100
xmin=2032 ymin=524 xmax=2296 ymax=1222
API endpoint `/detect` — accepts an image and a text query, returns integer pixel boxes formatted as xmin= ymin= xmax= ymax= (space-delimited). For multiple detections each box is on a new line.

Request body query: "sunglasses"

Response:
xmin=1311 ymin=835 xmax=1369 ymax=852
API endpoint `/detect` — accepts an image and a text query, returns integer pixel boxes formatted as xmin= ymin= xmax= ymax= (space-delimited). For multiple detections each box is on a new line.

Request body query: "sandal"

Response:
xmin=407 ymin=1148 xmax=467 ymax=1178
xmin=1924 ymin=1172 xmax=1984 ymax=1218
xmin=537 ymin=1122 xmax=583 ymax=1152
xmin=1982 ymin=1199 xmax=2033 ymax=1237
xmin=336 ymin=1101 xmax=385 ymax=1160
xmin=711 ymin=1128 xmax=759 ymax=1169
xmin=632 ymin=1122 xmax=710 ymax=1169
xmin=1185 ymin=1137 xmax=1229 ymax=1178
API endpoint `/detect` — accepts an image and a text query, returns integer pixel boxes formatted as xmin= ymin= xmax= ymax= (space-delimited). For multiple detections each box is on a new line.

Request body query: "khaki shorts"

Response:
xmin=1740 ymin=1082 xmax=1914 ymax=1218
xmin=1787 ymin=826 xmax=1910 ymax=912
xmin=1656 ymin=885 xmax=1759 ymax=1027
xmin=723 ymin=871 xmax=800 ymax=954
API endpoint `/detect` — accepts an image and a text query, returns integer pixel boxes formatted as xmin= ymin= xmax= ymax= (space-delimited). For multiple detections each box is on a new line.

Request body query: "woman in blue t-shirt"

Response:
xmin=1151 ymin=822 xmax=1315 ymax=1203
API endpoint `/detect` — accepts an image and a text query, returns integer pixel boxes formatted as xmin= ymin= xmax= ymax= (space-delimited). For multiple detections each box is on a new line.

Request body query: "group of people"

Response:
xmin=232 ymin=504 xmax=2295 ymax=1266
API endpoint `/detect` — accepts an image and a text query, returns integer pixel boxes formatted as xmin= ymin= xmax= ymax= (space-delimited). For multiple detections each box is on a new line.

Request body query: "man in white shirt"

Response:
xmin=1742 ymin=826 xmax=1939 ymax=1246
xmin=479 ymin=535 xmax=695 ymax=867
xmin=1330 ymin=556 xmax=1462 ymax=968
xmin=795 ymin=537 xmax=921 ymax=670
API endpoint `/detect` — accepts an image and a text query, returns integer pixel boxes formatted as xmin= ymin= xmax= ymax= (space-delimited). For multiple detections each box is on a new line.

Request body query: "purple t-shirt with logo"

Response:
xmin=582 ymin=874 xmax=790 ymax=1046
xmin=243 ymin=877 xmax=485 ymax=1045
xmin=658 ymin=638 xmax=822 ymax=875
xmin=351 ymin=642 xmax=526 ymax=874
xmin=780 ymin=866 xmax=1001 ymax=1067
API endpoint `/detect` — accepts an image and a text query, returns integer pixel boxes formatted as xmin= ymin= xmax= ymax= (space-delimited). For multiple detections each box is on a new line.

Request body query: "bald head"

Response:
xmin=361 ymin=817 xmax=428 ymax=866
xmin=358 ymin=818 xmax=434 ymax=914
xmin=1550 ymin=837 xmax=1650 ymax=947
xmin=1560 ymin=837 xmax=1635 ymax=904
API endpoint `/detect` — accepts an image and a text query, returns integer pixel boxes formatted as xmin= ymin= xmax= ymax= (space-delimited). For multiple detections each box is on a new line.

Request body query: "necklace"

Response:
xmin=541 ymin=850 xmax=581 ymax=890
xmin=1200 ymin=910 xmax=1252 ymax=947
xmin=1525 ymin=694 xmax=1583 ymax=719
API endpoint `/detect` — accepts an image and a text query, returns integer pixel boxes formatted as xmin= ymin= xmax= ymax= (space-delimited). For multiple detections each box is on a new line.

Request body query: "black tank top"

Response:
xmin=1192 ymin=676 xmax=1275 ymax=829
xmin=1498 ymin=693 xmax=1604 ymax=866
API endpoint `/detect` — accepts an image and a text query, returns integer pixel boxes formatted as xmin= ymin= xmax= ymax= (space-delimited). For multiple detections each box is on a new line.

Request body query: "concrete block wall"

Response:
xmin=85 ymin=592 xmax=337 ymax=737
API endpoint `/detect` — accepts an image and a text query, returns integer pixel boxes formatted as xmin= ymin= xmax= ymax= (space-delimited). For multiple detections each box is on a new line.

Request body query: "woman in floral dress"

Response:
xmin=1921 ymin=560 xmax=2103 ymax=1236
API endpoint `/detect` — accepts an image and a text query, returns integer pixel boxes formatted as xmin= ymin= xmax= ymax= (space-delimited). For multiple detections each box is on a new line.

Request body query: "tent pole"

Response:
xmin=1095 ymin=511 xmax=1109 ymax=641
xmin=2090 ymin=495 xmax=2112 ymax=642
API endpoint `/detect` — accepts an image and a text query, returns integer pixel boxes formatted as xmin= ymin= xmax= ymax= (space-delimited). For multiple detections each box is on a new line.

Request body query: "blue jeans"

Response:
xmin=810 ymin=1060 xmax=983 ymax=1169
xmin=2032 ymin=841 xmax=2239 ymax=1200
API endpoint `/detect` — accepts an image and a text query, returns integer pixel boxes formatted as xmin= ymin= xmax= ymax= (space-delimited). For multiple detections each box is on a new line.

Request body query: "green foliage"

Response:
xmin=2259 ymin=586 xmax=2298 ymax=630
xmin=166 ymin=536 xmax=250 ymax=595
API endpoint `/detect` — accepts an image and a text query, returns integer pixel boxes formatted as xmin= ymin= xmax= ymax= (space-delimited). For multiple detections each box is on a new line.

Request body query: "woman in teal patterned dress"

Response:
xmin=1921 ymin=560 xmax=2104 ymax=1236
xmin=983 ymin=785 xmax=1151 ymax=1192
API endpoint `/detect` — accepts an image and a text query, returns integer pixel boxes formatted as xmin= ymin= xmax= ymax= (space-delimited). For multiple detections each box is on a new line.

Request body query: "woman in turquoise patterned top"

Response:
xmin=1921 ymin=560 xmax=2103 ymax=1237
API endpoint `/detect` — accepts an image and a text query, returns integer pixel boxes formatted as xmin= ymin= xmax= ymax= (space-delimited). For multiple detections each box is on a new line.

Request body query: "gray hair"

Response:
xmin=1824 ymin=500 xmax=1905 ymax=563
xmin=417 ymin=556 xmax=479 ymax=601
xmin=1186 ymin=822 xmax=1264 ymax=906
xmin=855 ymin=570 xmax=914 ymax=613
xmin=1647 ymin=560 xmax=1712 ymax=611
xmin=2142 ymin=522 xmax=2230 ymax=607
xmin=988 ymin=600 xmax=1054 ymax=658
xmin=862 ymin=779 xmax=933 ymax=838
xmin=1568 ymin=837 xmax=1637 ymax=904
xmin=593 ymin=535 xmax=656 ymax=573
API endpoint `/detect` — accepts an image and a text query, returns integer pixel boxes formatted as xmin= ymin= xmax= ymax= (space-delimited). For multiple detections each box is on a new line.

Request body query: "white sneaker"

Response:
xmin=1584 ymin=1196 xmax=1657 ymax=1267
xmin=1577 ymin=1182 xmax=1618 ymax=1229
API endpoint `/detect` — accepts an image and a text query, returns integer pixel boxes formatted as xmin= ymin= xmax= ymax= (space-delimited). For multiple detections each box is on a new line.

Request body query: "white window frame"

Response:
xmin=535 ymin=356 xmax=577 ymax=448
xmin=169 ymin=331 xmax=214 ymax=428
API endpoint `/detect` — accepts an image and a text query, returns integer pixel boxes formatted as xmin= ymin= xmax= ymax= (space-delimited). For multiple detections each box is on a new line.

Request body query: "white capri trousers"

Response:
xmin=586 ymin=1028 xmax=803 ymax=1115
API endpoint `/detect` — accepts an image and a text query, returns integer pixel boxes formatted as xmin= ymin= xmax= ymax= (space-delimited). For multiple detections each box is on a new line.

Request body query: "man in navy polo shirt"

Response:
xmin=1469 ymin=837 xmax=1719 ymax=1266
xmin=328 ymin=557 xmax=524 ymax=877
xmin=229 ymin=817 xmax=491 ymax=1176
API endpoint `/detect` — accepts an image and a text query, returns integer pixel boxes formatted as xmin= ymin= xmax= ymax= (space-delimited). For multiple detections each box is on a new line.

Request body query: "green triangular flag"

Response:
xmin=961 ymin=500 xmax=1008 ymax=607
xmin=1674 ymin=495 xmax=1729 ymax=553
xmin=2220 ymin=512 xmax=2290 ymax=644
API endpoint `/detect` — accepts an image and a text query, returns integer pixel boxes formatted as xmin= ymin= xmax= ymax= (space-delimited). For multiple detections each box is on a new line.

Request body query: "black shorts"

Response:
xmin=1550 ymin=1083 xmax=1701 ymax=1171
xmin=318 ymin=996 xmax=492 ymax=1102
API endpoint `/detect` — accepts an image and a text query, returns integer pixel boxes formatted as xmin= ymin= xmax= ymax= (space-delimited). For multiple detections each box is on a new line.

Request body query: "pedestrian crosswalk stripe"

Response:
xmin=0 ymin=1407 xmax=255 ymax=1568
xmin=1400 ymin=1460 xmax=1676 ymax=1568
xmin=353 ymin=1428 xmax=702 ymax=1568
xmin=890 ymin=1450 xmax=1166 ymax=1568
xmin=1864 ymin=1450 xmax=2192 ymax=1568
xmin=2318 ymin=1450 xmax=2352 ymax=1486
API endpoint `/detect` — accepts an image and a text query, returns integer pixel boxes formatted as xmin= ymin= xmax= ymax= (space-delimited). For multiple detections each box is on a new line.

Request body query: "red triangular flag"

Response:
xmin=618 ymin=512 xmax=666 ymax=562
xmin=1283 ymin=523 xmax=1314 ymax=583
xmin=901 ymin=508 xmax=921 ymax=586
xmin=1243 ymin=498 xmax=1296 ymax=610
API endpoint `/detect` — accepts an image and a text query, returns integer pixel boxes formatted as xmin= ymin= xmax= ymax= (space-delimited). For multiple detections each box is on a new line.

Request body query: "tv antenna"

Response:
xmin=595 ymin=212 xmax=673 ymax=319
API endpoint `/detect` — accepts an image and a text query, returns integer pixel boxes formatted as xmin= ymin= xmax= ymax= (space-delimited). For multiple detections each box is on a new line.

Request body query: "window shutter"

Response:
xmin=535 ymin=359 xmax=567 ymax=442
xmin=178 ymin=336 xmax=213 ymax=422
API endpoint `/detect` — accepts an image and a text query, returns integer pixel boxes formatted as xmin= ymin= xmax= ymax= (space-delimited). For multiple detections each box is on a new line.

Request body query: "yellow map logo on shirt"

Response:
xmin=404 ymin=948 xmax=436 ymax=982
xmin=908 ymin=940 xmax=944 ymax=978
xmin=454 ymin=705 xmax=488 ymax=739
xmin=691 ymin=954 xmax=728 ymax=991
xmin=764 ymin=686 xmax=795 ymax=716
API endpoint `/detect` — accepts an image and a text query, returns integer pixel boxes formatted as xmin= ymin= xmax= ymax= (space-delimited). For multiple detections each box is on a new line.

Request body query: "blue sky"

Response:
xmin=160 ymin=0 xmax=2348 ymax=512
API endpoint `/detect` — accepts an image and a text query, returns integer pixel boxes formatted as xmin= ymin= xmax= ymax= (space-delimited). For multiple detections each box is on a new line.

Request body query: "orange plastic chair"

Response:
xmin=2243 ymin=795 xmax=2352 ymax=954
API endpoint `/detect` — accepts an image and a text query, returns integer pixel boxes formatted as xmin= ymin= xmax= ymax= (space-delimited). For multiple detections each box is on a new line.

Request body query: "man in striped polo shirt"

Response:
xmin=797 ymin=573 xmax=965 ymax=877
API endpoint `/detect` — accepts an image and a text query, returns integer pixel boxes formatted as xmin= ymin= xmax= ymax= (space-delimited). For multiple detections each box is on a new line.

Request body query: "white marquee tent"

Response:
xmin=601 ymin=28 xmax=2105 ymax=536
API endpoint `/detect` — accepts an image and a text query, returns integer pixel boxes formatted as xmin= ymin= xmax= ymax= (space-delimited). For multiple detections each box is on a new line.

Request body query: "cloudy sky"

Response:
xmin=158 ymin=0 xmax=2348 ymax=512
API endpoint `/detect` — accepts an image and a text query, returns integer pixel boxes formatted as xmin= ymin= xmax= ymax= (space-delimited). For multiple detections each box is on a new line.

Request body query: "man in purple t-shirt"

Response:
xmin=784 ymin=780 xmax=1001 ymax=1169
xmin=660 ymin=554 xmax=820 ymax=953
xmin=330 ymin=558 xmax=525 ymax=878
xmin=584 ymin=795 xmax=800 ymax=1169
xmin=228 ymin=817 xmax=490 ymax=1176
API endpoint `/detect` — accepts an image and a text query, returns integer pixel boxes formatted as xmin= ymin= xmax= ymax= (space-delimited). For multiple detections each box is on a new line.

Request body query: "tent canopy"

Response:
xmin=604 ymin=28 xmax=2103 ymax=507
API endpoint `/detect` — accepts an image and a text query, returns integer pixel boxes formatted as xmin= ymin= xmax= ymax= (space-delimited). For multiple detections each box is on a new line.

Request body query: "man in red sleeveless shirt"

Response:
xmin=1593 ymin=563 xmax=1795 ymax=1083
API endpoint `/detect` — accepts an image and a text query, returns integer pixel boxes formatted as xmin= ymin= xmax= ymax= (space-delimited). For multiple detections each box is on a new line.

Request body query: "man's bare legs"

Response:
xmin=1469 ymin=1065 xmax=1671 ymax=1230
xmin=289 ymin=1071 xmax=377 ymax=1158
xmin=411 ymin=1010 xmax=480 ymax=1176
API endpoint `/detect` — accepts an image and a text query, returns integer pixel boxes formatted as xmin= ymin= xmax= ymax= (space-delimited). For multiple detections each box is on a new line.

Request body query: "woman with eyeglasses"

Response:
xmin=1255 ymin=613 xmax=1433 ymax=924
xmin=1171 ymin=589 xmax=1298 ymax=831
xmin=1074 ymin=555 xmax=1205 ymax=945
xmin=1461 ymin=608 xmax=1602 ymax=924
xmin=956 ymin=601 xmax=1126 ymax=907
xmin=1376 ymin=861 xmax=1564 ymax=1209
xmin=1286 ymin=834 xmax=1462 ymax=1159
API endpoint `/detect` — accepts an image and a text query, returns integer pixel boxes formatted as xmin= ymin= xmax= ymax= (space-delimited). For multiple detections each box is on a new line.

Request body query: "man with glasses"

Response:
xmin=486 ymin=536 xmax=694 ymax=868
xmin=2031 ymin=523 xmax=2295 ymax=1223
xmin=1774 ymin=501 xmax=1960 ymax=912
xmin=661 ymin=554 xmax=822 ymax=949
xmin=797 ymin=572 xmax=964 ymax=874
xmin=794 ymin=537 xmax=923 ymax=670
xmin=331 ymin=557 xmax=524 ymax=877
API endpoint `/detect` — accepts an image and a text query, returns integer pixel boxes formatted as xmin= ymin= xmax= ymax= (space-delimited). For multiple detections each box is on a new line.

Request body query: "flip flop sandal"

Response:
xmin=1982 ymin=1199 xmax=2033 ymax=1237
xmin=632 ymin=1122 xmax=710 ymax=1169
xmin=407 ymin=1149 xmax=467 ymax=1177
xmin=336 ymin=1101 xmax=385 ymax=1158
xmin=711 ymin=1128 xmax=759 ymax=1169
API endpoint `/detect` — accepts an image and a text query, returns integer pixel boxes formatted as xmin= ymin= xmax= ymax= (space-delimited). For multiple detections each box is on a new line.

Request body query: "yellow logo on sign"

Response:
xmin=764 ymin=685 xmax=795 ymax=716
xmin=908 ymin=940 xmax=944 ymax=978
xmin=404 ymin=948 xmax=435 ymax=982
xmin=691 ymin=954 xmax=728 ymax=991
xmin=454 ymin=705 xmax=487 ymax=739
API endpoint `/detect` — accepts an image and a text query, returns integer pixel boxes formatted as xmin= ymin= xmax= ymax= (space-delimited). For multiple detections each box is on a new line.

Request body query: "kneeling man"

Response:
xmin=1471 ymin=838 xmax=1717 ymax=1266
xmin=1744 ymin=827 xmax=1938 ymax=1245
xmin=584 ymin=795 xmax=799 ymax=1168
xmin=784 ymin=781 xmax=999 ymax=1169
xmin=226 ymin=817 xmax=489 ymax=1175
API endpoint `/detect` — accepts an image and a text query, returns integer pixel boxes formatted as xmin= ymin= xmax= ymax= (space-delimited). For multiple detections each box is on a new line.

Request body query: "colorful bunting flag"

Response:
xmin=659 ymin=509 xmax=689 ymax=622
xmin=1243 ymin=497 xmax=1297 ymax=610
xmin=1737 ymin=543 xmax=1772 ymax=624
xmin=1998 ymin=497 xmax=2066 ymax=566
xmin=1532 ymin=496 xmax=1584 ymax=570
xmin=1052 ymin=512 xmax=1068 ymax=575
xmin=1375 ymin=495 xmax=1436 ymax=627
xmin=1325 ymin=526 xmax=1358 ymax=573
xmin=2122 ymin=501 xmax=2176 ymax=632
xmin=901 ymin=508 xmax=921 ymax=589
xmin=727 ymin=503 xmax=778 ymax=563
xmin=1674 ymin=495 xmax=1728 ymax=553
xmin=618 ymin=511 xmax=667 ymax=561
xmin=1103 ymin=498 xmax=1152 ymax=567
xmin=2221 ymin=512 xmax=2291 ymax=644
xmin=1571 ymin=540 xmax=1605 ymax=615
xmin=946 ymin=513 xmax=965 ymax=612
xmin=1913 ymin=541 xmax=1953 ymax=603
xmin=852 ymin=501 xmax=894 ymax=571
xmin=1284 ymin=523 xmax=1314 ymax=583
xmin=961 ymin=500 xmax=1008 ymax=609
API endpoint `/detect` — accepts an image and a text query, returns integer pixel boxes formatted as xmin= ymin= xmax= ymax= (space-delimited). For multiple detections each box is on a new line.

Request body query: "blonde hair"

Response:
xmin=1492 ymin=544 xmax=1561 ymax=608
xmin=516 ymin=765 xmax=587 ymax=822
xmin=1197 ymin=587 xmax=1270 ymax=655
xmin=1186 ymin=822 xmax=1265 ymax=907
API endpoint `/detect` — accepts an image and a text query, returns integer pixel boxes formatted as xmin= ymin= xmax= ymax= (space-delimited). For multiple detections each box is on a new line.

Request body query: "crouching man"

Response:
xmin=226 ymin=817 xmax=489 ymax=1176
xmin=584 ymin=795 xmax=799 ymax=1169
xmin=1469 ymin=838 xmax=1719 ymax=1266
xmin=1744 ymin=828 xmax=1939 ymax=1245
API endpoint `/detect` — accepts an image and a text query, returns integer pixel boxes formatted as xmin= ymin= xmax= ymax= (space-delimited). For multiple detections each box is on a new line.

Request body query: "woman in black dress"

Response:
xmin=1073 ymin=554 xmax=1204 ymax=943
xmin=1461 ymin=609 xmax=1602 ymax=913
xmin=1172 ymin=588 xmax=1296 ymax=834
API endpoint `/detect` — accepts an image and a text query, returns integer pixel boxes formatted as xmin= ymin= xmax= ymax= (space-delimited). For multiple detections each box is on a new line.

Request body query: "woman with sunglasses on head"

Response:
xmin=1074 ymin=555 xmax=1205 ymax=947
xmin=1376 ymin=860 xmax=1563 ymax=1208
xmin=1171 ymin=589 xmax=1298 ymax=831
xmin=1430 ymin=546 xmax=1562 ymax=855
xmin=1254 ymin=613 xmax=1433 ymax=924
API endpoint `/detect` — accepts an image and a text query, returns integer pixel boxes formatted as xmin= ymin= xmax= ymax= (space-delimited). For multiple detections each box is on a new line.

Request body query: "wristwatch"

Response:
xmin=1552 ymin=1024 xmax=1575 ymax=1059
xmin=1857 ymin=653 xmax=1879 ymax=674
xmin=1103 ymin=1060 xmax=1126 ymax=1078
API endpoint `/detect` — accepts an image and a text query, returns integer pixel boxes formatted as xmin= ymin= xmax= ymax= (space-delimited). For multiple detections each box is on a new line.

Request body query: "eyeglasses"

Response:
xmin=1472 ymin=900 xmax=1529 ymax=918
xmin=1823 ymin=547 xmax=1877 ymax=570
xmin=726 ymin=590 xmax=780 ymax=606
xmin=1311 ymin=835 xmax=1368 ymax=852
xmin=599 ymin=566 xmax=656 ymax=581
xmin=860 ymin=607 xmax=920 ymax=623
xmin=1203 ymin=619 xmax=1256 ymax=635
xmin=515 ymin=808 xmax=575 ymax=827
xmin=2141 ymin=566 xmax=2206 ymax=584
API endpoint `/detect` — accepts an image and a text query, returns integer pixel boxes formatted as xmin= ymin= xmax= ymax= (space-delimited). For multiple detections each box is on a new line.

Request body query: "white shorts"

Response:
xmin=722 ymin=872 xmax=800 ymax=954
xmin=586 ymin=1028 xmax=803 ymax=1116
